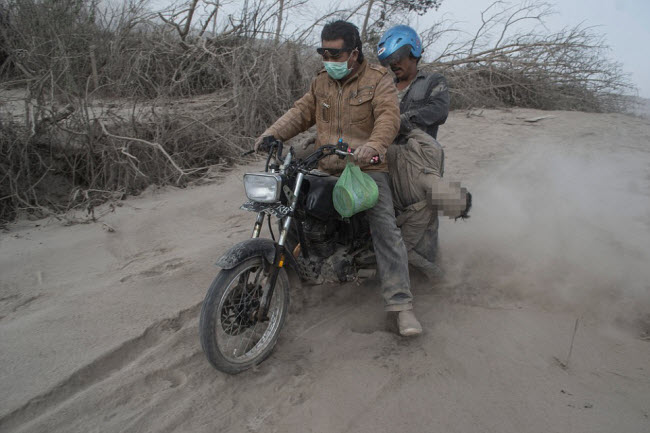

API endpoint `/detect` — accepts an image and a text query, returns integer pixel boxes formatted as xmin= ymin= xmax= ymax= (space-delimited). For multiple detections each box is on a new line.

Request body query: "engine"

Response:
xmin=302 ymin=218 xmax=336 ymax=257
xmin=292 ymin=217 xmax=354 ymax=283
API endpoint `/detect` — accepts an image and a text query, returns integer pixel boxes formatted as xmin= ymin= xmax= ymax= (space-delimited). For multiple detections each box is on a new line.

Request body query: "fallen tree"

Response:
xmin=0 ymin=0 xmax=636 ymax=222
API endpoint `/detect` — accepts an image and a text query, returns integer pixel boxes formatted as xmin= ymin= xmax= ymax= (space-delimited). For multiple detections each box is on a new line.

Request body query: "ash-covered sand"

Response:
xmin=1 ymin=109 xmax=649 ymax=433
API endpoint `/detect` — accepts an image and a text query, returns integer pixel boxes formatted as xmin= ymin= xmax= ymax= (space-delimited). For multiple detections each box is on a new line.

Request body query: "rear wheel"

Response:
xmin=199 ymin=257 xmax=290 ymax=374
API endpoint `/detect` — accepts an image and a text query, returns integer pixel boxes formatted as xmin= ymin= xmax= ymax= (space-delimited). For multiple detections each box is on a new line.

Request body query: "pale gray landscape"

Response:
xmin=2 ymin=108 xmax=649 ymax=432
xmin=1 ymin=0 xmax=649 ymax=431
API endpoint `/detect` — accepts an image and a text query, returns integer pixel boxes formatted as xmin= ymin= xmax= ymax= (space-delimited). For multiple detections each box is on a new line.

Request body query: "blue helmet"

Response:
xmin=377 ymin=25 xmax=422 ymax=66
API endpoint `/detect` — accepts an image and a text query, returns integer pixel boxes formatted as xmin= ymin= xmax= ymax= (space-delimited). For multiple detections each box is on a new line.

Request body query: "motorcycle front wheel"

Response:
xmin=199 ymin=256 xmax=290 ymax=374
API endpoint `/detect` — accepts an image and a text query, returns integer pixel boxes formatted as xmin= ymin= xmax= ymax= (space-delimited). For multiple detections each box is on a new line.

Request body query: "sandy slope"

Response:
xmin=1 ymin=109 xmax=649 ymax=433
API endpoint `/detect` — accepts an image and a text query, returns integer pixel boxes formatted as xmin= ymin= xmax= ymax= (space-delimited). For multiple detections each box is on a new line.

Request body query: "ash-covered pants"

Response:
xmin=387 ymin=129 xmax=447 ymax=279
xmin=365 ymin=172 xmax=413 ymax=311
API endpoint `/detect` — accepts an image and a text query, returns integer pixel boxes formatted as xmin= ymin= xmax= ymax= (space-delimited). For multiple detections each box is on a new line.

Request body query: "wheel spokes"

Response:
xmin=219 ymin=263 xmax=278 ymax=361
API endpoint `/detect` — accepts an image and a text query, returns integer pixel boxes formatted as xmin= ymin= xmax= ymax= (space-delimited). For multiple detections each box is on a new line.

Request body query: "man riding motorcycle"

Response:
xmin=255 ymin=20 xmax=422 ymax=336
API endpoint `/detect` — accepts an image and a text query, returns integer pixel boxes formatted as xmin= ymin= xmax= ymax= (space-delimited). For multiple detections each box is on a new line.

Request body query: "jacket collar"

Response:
xmin=348 ymin=59 xmax=368 ymax=82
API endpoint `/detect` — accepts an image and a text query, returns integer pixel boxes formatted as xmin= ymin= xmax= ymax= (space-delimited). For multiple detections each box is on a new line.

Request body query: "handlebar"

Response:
xmin=334 ymin=149 xmax=380 ymax=164
xmin=247 ymin=138 xmax=380 ymax=172
xmin=334 ymin=149 xmax=354 ymax=157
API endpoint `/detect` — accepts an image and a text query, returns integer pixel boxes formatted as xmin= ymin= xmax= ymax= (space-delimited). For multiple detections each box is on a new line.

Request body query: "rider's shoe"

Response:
xmin=398 ymin=310 xmax=423 ymax=336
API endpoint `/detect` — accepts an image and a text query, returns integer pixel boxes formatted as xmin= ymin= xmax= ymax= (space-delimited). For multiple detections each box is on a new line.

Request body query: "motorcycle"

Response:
xmin=199 ymin=139 xmax=381 ymax=374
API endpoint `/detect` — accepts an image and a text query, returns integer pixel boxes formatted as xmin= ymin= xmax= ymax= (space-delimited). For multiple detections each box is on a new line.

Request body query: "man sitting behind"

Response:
xmin=377 ymin=25 xmax=451 ymax=279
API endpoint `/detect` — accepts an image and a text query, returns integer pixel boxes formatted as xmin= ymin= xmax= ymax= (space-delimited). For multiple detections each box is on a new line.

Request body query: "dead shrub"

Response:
xmin=424 ymin=2 xmax=633 ymax=112
xmin=0 ymin=0 xmax=637 ymax=223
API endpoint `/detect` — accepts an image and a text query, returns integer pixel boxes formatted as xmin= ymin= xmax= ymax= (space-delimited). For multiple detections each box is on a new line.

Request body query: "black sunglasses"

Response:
xmin=316 ymin=47 xmax=351 ymax=58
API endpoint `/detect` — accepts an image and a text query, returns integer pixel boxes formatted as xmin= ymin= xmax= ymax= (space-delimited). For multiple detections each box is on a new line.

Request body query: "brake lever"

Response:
xmin=335 ymin=139 xmax=380 ymax=165
xmin=333 ymin=149 xmax=380 ymax=164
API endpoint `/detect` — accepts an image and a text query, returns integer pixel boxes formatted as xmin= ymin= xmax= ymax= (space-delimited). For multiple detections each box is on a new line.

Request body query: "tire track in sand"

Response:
xmin=0 ymin=302 xmax=201 ymax=432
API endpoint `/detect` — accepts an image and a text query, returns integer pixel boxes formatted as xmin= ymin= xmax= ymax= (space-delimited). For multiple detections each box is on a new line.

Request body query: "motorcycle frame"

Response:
xmin=251 ymin=146 xmax=304 ymax=320
xmin=225 ymin=141 xmax=352 ymax=321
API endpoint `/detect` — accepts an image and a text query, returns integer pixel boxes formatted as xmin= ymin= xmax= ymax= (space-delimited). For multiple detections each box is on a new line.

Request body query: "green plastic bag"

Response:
xmin=332 ymin=161 xmax=379 ymax=218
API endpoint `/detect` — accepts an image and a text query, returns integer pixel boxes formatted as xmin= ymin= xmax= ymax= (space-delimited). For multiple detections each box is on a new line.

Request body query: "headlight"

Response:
xmin=243 ymin=173 xmax=283 ymax=203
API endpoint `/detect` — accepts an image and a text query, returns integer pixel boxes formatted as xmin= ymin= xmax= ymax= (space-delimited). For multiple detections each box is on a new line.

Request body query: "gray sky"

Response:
xmin=152 ymin=0 xmax=649 ymax=97
xmin=419 ymin=0 xmax=650 ymax=97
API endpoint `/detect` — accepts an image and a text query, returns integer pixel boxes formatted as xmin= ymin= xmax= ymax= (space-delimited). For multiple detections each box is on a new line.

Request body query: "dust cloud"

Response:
xmin=438 ymin=143 xmax=650 ymax=330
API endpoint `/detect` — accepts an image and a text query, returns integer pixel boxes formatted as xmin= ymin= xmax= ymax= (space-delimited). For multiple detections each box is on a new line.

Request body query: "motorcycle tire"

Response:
xmin=199 ymin=256 xmax=290 ymax=374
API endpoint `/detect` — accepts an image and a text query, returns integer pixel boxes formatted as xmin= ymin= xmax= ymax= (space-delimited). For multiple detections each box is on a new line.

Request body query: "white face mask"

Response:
xmin=323 ymin=59 xmax=352 ymax=80
xmin=321 ymin=49 xmax=357 ymax=80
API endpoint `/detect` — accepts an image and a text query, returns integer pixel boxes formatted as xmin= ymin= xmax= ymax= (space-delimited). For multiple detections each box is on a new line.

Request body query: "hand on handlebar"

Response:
xmin=354 ymin=145 xmax=380 ymax=165
xmin=254 ymin=135 xmax=277 ymax=153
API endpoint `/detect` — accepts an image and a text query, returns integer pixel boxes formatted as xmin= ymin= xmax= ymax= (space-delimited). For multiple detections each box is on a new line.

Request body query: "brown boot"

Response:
xmin=397 ymin=310 xmax=422 ymax=336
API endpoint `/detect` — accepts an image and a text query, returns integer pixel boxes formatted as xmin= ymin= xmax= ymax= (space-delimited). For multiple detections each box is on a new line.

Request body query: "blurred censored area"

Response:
xmin=431 ymin=181 xmax=470 ymax=219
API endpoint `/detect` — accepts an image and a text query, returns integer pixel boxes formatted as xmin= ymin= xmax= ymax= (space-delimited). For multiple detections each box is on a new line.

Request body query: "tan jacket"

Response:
xmin=263 ymin=60 xmax=400 ymax=175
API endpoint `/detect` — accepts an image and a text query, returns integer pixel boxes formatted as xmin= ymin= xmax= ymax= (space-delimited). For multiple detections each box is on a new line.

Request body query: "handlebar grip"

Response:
xmin=259 ymin=136 xmax=280 ymax=153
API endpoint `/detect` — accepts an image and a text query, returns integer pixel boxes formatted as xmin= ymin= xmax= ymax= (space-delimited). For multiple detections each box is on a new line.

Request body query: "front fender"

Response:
xmin=216 ymin=238 xmax=299 ymax=273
